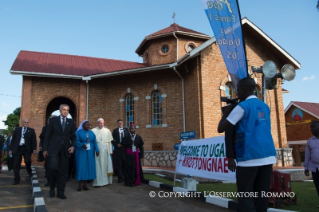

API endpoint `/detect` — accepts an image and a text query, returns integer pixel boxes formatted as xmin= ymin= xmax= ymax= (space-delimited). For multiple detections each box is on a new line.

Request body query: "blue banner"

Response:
xmin=201 ymin=0 xmax=247 ymax=90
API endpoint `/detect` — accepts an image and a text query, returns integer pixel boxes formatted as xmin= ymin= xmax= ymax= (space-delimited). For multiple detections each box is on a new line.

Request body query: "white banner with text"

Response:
xmin=175 ymin=136 xmax=236 ymax=182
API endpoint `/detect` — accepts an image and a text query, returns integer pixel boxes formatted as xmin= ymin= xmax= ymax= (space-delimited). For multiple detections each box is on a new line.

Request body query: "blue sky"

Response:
xmin=0 ymin=0 xmax=318 ymax=128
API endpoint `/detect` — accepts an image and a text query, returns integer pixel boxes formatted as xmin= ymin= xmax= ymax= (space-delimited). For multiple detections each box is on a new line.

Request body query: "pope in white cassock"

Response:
xmin=92 ymin=118 xmax=114 ymax=186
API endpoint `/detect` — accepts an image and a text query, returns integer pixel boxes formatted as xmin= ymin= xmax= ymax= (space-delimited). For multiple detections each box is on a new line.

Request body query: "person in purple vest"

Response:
xmin=304 ymin=121 xmax=319 ymax=208
xmin=122 ymin=124 xmax=144 ymax=187
xmin=218 ymin=77 xmax=276 ymax=212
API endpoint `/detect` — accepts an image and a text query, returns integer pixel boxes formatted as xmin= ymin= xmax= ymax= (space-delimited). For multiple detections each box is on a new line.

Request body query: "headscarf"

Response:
xmin=76 ymin=120 xmax=88 ymax=132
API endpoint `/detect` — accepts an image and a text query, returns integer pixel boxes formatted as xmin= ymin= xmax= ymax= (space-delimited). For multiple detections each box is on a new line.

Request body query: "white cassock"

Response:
xmin=92 ymin=126 xmax=114 ymax=186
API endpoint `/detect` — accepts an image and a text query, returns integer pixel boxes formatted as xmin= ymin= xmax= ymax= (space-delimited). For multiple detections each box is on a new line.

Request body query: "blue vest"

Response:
xmin=235 ymin=98 xmax=276 ymax=162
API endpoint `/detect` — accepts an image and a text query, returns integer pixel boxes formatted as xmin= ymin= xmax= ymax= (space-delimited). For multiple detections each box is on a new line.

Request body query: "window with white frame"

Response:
xmin=125 ymin=94 xmax=134 ymax=127
xmin=151 ymin=91 xmax=162 ymax=125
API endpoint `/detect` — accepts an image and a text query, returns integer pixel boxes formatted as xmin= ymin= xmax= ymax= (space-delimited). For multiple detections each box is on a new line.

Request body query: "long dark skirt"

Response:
xmin=123 ymin=153 xmax=136 ymax=185
xmin=123 ymin=153 xmax=144 ymax=185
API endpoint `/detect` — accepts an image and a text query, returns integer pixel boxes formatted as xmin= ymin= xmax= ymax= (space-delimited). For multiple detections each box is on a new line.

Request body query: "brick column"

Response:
xmin=78 ymin=81 xmax=87 ymax=127
xmin=20 ymin=76 xmax=32 ymax=126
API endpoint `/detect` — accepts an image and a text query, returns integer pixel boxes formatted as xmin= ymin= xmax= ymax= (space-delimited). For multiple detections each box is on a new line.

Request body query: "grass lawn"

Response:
xmin=144 ymin=174 xmax=318 ymax=212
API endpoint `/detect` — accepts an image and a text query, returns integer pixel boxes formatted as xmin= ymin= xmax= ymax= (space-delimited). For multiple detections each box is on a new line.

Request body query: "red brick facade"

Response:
xmin=16 ymin=23 xmax=295 ymax=158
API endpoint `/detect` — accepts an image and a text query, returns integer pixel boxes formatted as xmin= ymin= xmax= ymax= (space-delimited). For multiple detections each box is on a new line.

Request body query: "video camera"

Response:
xmin=220 ymin=97 xmax=239 ymax=105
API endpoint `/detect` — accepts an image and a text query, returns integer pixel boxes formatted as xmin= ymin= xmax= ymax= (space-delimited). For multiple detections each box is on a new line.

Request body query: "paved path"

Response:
xmin=0 ymin=165 xmax=33 ymax=212
xmin=35 ymin=166 xmax=232 ymax=212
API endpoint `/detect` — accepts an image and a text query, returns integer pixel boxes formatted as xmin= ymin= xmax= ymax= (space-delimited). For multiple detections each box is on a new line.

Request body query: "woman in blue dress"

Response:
xmin=75 ymin=120 xmax=99 ymax=191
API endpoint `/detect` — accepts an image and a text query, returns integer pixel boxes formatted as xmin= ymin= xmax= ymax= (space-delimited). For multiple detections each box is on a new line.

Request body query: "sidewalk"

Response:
xmin=35 ymin=166 xmax=232 ymax=212
xmin=0 ymin=165 xmax=33 ymax=211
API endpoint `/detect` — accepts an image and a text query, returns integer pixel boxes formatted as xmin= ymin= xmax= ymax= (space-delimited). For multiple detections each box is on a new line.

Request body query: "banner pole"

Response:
xmin=173 ymin=171 xmax=176 ymax=186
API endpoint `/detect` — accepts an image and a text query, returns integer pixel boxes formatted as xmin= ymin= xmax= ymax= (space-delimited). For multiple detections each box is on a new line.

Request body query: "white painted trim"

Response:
xmin=162 ymin=124 xmax=168 ymax=127
xmin=133 ymin=97 xmax=139 ymax=100
xmin=149 ymin=181 xmax=161 ymax=188
xmin=145 ymin=96 xmax=151 ymax=100
xmin=146 ymin=125 xmax=152 ymax=128
xmin=10 ymin=70 xmax=82 ymax=79
xmin=127 ymin=88 xmax=130 ymax=93
xmin=287 ymin=140 xmax=307 ymax=145
xmin=219 ymin=86 xmax=225 ymax=90
xmin=242 ymin=18 xmax=301 ymax=69
xmin=170 ymin=37 xmax=217 ymax=66
xmin=119 ymin=99 xmax=124 ymax=102
xmin=161 ymin=94 xmax=167 ymax=98
xmin=154 ymin=84 xmax=157 ymax=89
xmin=228 ymin=75 xmax=231 ymax=81
xmin=285 ymin=102 xmax=319 ymax=119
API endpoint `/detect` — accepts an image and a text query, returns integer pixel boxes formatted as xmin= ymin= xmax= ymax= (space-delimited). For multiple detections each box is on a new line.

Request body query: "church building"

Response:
xmin=10 ymin=18 xmax=300 ymax=166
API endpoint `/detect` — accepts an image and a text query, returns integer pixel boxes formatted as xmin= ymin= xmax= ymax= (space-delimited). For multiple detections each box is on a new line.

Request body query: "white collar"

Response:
xmin=245 ymin=95 xmax=258 ymax=100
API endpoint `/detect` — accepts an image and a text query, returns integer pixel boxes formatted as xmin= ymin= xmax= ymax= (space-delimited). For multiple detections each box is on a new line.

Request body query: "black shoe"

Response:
xmin=12 ymin=182 xmax=19 ymax=185
xmin=49 ymin=190 xmax=55 ymax=198
xmin=57 ymin=194 xmax=67 ymax=199
xmin=130 ymin=183 xmax=134 ymax=187
xmin=44 ymin=182 xmax=50 ymax=187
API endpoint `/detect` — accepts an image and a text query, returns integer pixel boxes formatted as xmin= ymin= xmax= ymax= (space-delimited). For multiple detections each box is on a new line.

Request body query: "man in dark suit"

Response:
xmin=39 ymin=117 xmax=51 ymax=186
xmin=112 ymin=119 xmax=129 ymax=183
xmin=43 ymin=104 xmax=76 ymax=200
xmin=6 ymin=132 xmax=13 ymax=155
xmin=0 ymin=134 xmax=4 ymax=173
xmin=9 ymin=118 xmax=37 ymax=184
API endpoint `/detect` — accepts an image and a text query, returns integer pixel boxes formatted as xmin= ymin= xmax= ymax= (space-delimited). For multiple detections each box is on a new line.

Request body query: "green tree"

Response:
xmin=2 ymin=107 xmax=20 ymax=135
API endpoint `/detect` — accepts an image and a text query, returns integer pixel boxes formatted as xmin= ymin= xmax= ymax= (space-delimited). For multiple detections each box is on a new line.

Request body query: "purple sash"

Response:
xmin=126 ymin=148 xmax=141 ymax=185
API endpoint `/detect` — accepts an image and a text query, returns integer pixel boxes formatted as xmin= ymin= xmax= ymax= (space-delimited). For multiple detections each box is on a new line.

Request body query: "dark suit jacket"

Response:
xmin=43 ymin=116 xmax=76 ymax=157
xmin=10 ymin=127 xmax=37 ymax=154
xmin=122 ymin=134 xmax=144 ymax=160
xmin=112 ymin=127 xmax=129 ymax=148
xmin=112 ymin=127 xmax=129 ymax=159
xmin=39 ymin=125 xmax=48 ymax=148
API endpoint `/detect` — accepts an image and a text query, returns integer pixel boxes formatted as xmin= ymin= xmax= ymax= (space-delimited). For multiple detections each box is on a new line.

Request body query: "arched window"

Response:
xmin=225 ymin=82 xmax=235 ymax=100
xmin=125 ymin=94 xmax=134 ymax=127
xmin=152 ymin=90 xmax=162 ymax=125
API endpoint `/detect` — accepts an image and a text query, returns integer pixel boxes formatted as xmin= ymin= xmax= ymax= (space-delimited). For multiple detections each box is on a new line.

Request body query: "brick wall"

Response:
xmin=20 ymin=28 xmax=288 ymax=155
xmin=87 ymin=70 xmax=184 ymax=151
xmin=29 ymin=77 xmax=81 ymax=150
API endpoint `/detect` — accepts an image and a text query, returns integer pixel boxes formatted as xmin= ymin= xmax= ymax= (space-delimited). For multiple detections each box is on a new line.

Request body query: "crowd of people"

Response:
xmin=1 ymin=104 xmax=144 ymax=200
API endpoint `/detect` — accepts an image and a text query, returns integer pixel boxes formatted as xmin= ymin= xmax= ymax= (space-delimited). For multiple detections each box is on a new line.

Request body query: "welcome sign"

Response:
xmin=201 ymin=0 xmax=248 ymax=89
xmin=175 ymin=136 xmax=236 ymax=182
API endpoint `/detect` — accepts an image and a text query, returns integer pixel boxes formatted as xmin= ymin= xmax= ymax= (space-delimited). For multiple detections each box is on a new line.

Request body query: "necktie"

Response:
xmin=22 ymin=128 xmax=27 ymax=138
xmin=120 ymin=129 xmax=123 ymax=143
xmin=62 ymin=118 xmax=66 ymax=132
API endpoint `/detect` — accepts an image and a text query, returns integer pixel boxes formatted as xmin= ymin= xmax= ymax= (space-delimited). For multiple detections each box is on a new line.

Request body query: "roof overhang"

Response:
xmin=135 ymin=31 xmax=211 ymax=56
xmin=170 ymin=37 xmax=217 ymax=67
xmin=10 ymin=63 xmax=173 ymax=80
